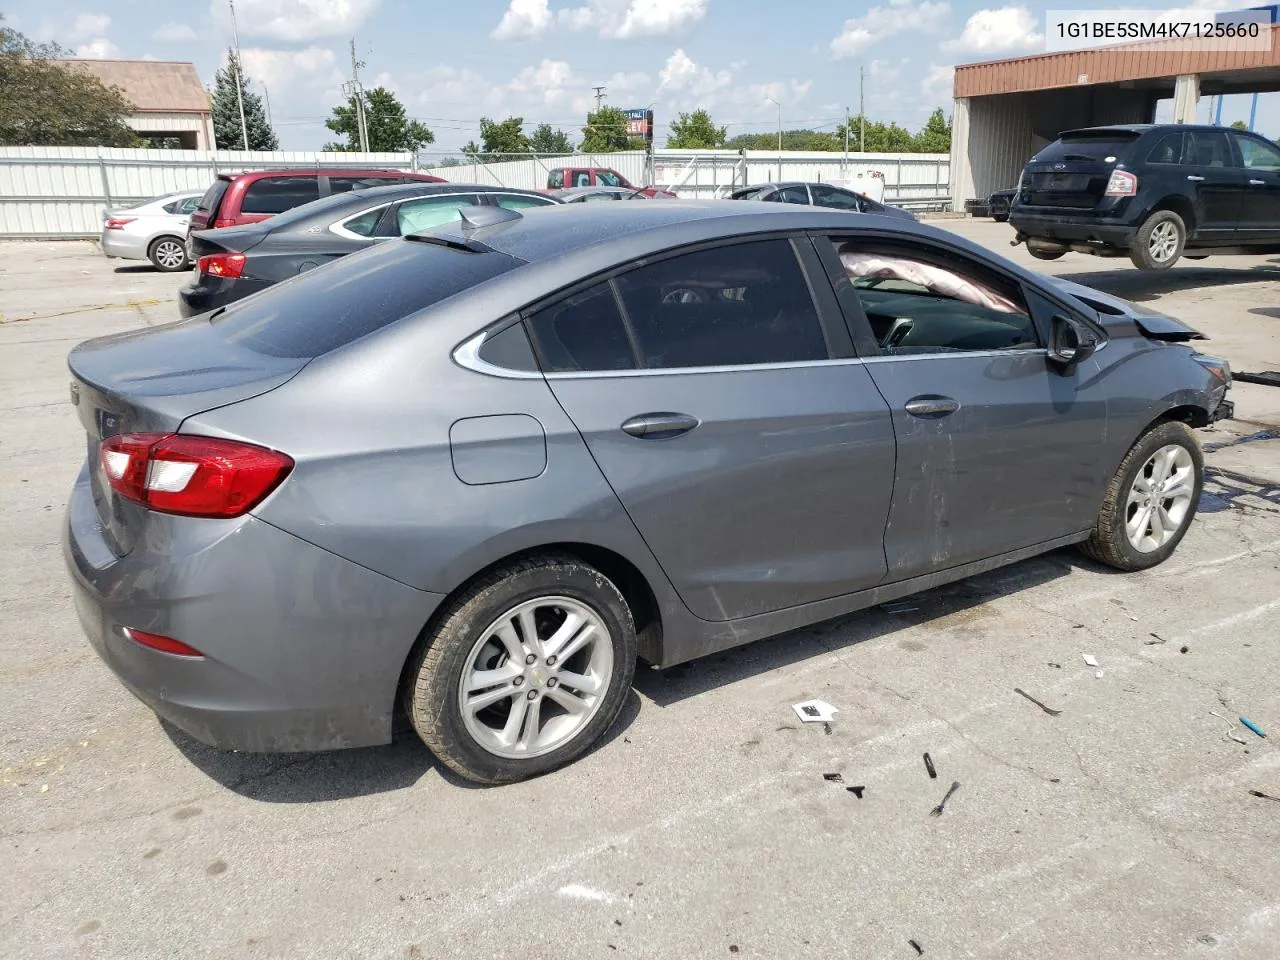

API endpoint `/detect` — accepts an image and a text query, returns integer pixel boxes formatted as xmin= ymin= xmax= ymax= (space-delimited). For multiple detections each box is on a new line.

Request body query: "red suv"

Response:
xmin=188 ymin=169 xmax=446 ymax=234
xmin=546 ymin=166 xmax=676 ymax=198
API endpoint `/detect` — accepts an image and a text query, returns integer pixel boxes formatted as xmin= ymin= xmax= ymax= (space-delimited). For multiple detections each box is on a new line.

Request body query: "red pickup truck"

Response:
xmin=546 ymin=166 xmax=676 ymax=198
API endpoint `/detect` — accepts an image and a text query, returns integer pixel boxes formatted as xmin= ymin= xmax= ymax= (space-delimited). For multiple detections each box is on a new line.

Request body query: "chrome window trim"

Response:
xmin=452 ymin=330 xmax=544 ymax=380
xmin=328 ymin=201 xmax=395 ymax=241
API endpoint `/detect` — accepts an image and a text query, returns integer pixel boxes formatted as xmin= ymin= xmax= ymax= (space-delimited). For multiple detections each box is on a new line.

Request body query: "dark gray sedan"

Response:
xmin=66 ymin=202 xmax=1232 ymax=783
xmin=729 ymin=181 xmax=917 ymax=220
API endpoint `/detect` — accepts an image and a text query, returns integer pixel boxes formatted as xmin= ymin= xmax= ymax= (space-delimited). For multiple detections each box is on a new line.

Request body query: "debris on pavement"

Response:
xmin=1240 ymin=716 xmax=1267 ymax=739
xmin=923 ymin=753 xmax=937 ymax=779
xmin=1145 ymin=633 xmax=1166 ymax=645
xmin=846 ymin=786 xmax=865 ymax=798
xmin=929 ymin=781 xmax=961 ymax=817
xmin=1014 ymin=688 xmax=1062 ymax=716
xmin=1047 ymin=662 xmax=1062 ymax=669
xmin=823 ymin=722 xmax=833 ymax=735
xmin=1095 ymin=670 xmax=1104 ymax=680
xmin=1248 ymin=789 xmax=1280 ymax=803
xmin=1209 ymin=712 xmax=1247 ymax=745
xmin=880 ymin=601 xmax=919 ymax=613
xmin=823 ymin=772 xmax=844 ymax=783
xmin=909 ymin=939 xmax=924 ymax=955
xmin=1180 ymin=646 xmax=1189 ymax=654
xmin=1082 ymin=654 xmax=1099 ymax=667
xmin=792 ymin=699 xmax=839 ymax=724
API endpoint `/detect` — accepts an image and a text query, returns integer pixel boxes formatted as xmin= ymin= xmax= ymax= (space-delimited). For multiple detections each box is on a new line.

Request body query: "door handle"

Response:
xmin=904 ymin=395 xmax=960 ymax=419
xmin=1250 ymin=179 xmax=1267 ymax=185
xmin=621 ymin=412 xmax=700 ymax=439
xmin=1186 ymin=175 xmax=1206 ymax=182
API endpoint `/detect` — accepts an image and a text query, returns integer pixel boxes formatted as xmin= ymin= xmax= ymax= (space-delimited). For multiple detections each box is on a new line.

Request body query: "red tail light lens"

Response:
xmin=197 ymin=252 xmax=246 ymax=278
xmin=123 ymin=628 xmax=204 ymax=658
xmin=1104 ymin=170 xmax=1138 ymax=197
xmin=99 ymin=433 xmax=293 ymax=518
xmin=105 ymin=217 xmax=136 ymax=230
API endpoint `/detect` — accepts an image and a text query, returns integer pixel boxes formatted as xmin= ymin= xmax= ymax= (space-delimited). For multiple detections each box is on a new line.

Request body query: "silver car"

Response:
xmin=99 ymin=191 xmax=202 ymax=272
xmin=65 ymin=202 xmax=1232 ymax=784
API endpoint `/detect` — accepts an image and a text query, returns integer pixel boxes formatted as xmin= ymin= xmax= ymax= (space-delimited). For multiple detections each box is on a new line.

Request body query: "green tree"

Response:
xmin=210 ymin=50 xmax=278 ymax=150
xmin=833 ymin=116 xmax=915 ymax=153
xmin=0 ymin=16 xmax=140 ymax=147
xmin=726 ymin=129 xmax=839 ymax=151
xmin=325 ymin=87 xmax=433 ymax=153
xmin=913 ymin=108 xmax=951 ymax=152
xmin=1229 ymin=119 xmax=1249 ymax=131
xmin=438 ymin=156 xmax=463 ymax=167
xmin=478 ymin=116 xmax=530 ymax=158
xmin=667 ymin=109 xmax=727 ymax=148
xmin=529 ymin=122 xmax=574 ymax=155
xmin=581 ymin=106 xmax=641 ymax=152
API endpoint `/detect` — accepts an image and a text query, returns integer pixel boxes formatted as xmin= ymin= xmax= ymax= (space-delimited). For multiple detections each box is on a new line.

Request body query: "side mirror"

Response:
xmin=1049 ymin=314 xmax=1098 ymax=369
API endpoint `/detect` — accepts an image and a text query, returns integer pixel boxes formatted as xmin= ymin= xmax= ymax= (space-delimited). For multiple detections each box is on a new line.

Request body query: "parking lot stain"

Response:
xmin=206 ymin=859 xmax=228 ymax=876
xmin=74 ymin=920 xmax=101 ymax=936
xmin=0 ymin=298 xmax=168 ymax=325
xmin=142 ymin=847 xmax=162 ymax=860
xmin=172 ymin=806 xmax=202 ymax=821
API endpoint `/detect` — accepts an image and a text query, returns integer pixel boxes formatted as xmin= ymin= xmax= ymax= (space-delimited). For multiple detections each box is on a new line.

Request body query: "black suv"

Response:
xmin=1009 ymin=123 xmax=1280 ymax=270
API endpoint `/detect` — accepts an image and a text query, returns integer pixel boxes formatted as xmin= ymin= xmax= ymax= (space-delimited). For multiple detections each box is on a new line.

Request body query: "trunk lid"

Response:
xmin=1020 ymin=129 xmax=1142 ymax=209
xmin=189 ymin=224 xmax=270 ymax=261
xmin=68 ymin=319 xmax=307 ymax=557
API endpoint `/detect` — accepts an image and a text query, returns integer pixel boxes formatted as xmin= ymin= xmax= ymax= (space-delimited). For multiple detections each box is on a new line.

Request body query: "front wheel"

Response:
xmin=1079 ymin=421 xmax=1203 ymax=571
xmin=1130 ymin=210 xmax=1186 ymax=270
xmin=404 ymin=554 xmax=637 ymax=784
xmin=148 ymin=236 xmax=189 ymax=272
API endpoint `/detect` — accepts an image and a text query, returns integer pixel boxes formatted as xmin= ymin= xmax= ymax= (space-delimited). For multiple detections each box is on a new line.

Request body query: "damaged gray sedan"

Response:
xmin=65 ymin=202 xmax=1232 ymax=783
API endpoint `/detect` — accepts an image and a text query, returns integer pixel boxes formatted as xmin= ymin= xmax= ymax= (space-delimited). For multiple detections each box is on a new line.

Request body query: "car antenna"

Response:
xmin=457 ymin=205 xmax=523 ymax=231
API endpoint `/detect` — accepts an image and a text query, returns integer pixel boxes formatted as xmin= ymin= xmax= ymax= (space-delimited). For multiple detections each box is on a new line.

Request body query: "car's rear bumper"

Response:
xmin=178 ymin=275 xmax=270 ymax=318
xmin=1009 ymin=211 xmax=1136 ymax=247
xmin=100 ymin=231 xmax=147 ymax=260
xmin=63 ymin=467 xmax=444 ymax=752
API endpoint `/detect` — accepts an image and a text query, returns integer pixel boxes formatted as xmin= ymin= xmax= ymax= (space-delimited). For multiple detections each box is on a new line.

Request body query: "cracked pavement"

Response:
xmin=2 ymin=233 xmax=1279 ymax=959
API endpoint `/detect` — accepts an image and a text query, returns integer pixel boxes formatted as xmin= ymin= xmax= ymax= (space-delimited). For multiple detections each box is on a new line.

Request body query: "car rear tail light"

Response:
xmin=105 ymin=217 xmax=136 ymax=230
xmin=1104 ymin=170 xmax=1138 ymax=197
xmin=123 ymin=628 xmax=204 ymax=658
xmin=99 ymin=433 xmax=292 ymax=518
xmin=197 ymin=252 xmax=246 ymax=278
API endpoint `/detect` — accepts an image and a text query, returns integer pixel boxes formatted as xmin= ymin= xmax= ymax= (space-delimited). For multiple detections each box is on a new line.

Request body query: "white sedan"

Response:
xmin=99 ymin=191 xmax=202 ymax=272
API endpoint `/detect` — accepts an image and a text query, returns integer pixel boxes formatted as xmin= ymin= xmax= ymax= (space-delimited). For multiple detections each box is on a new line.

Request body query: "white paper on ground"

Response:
xmin=793 ymin=699 xmax=839 ymax=723
xmin=1082 ymin=654 xmax=1099 ymax=667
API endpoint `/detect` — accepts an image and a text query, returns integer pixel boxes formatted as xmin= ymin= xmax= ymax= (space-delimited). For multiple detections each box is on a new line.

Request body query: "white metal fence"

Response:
xmin=0 ymin=146 xmax=417 ymax=238
xmin=421 ymin=149 xmax=950 ymax=207
xmin=0 ymin=146 xmax=950 ymax=238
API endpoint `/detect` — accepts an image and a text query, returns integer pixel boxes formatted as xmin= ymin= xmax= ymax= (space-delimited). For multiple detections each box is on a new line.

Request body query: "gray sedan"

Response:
xmin=99 ymin=191 xmax=202 ymax=271
xmin=65 ymin=202 xmax=1232 ymax=784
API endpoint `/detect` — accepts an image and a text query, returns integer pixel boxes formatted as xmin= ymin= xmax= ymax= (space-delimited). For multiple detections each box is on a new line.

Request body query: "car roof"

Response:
xmin=254 ymin=183 xmax=556 ymax=232
xmin=432 ymin=199 xmax=937 ymax=263
xmin=215 ymin=168 xmax=436 ymax=182
xmin=1059 ymin=123 xmax=1235 ymax=137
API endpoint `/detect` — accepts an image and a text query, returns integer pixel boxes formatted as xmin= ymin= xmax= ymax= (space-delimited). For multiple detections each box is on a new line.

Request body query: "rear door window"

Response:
xmin=394 ymin=194 xmax=480 ymax=234
xmin=597 ymin=170 xmax=623 ymax=187
xmin=811 ymin=184 xmax=863 ymax=210
xmin=527 ymin=283 xmax=637 ymax=373
xmin=493 ymin=193 xmax=558 ymax=209
xmin=178 ymin=196 xmax=201 ymax=214
xmin=1146 ymin=132 xmax=1185 ymax=165
xmin=240 ymin=176 xmax=321 ymax=214
xmin=328 ymin=176 xmax=402 ymax=193
xmin=161 ymin=199 xmax=180 ymax=213
xmin=337 ymin=205 xmax=388 ymax=237
xmin=776 ymin=185 xmax=810 ymax=204
xmin=1184 ymin=131 xmax=1232 ymax=168
xmin=548 ymin=169 xmax=565 ymax=188
xmin=210 ymin=241 xmax=520 ymax=358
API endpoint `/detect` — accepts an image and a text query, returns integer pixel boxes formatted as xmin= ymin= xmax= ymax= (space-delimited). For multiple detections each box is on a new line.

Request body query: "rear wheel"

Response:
xmin=1028 ymin=246 xmax=1066 ymax=261
xmin=148 ymin=236 xmax=189 ymax=272
xmin=993 ymin=213 xmax=1009 ymax=223
xmin=1129 ymin=210 xmax=1185 ymax=270
xmin=404 ymin=554 xmax=637 ymax=784
xmin=1079 ymin=421 xmax=1203 ymax=571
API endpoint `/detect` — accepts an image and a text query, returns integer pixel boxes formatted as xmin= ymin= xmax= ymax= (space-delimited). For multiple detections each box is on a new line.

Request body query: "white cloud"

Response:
xmin=749 ymin=78 xmax=813 ymax=105
xmin=941 ymin=5 xmax=1043 ymax=55
xmin=830 ymin=1 xmax=948 ymax=58
xmin=74 ymin=38 xmax=120 ymax=58
xmin=506 ymin=58 xmax=578 ymax=103
xmin=69 ymin=13 xmax=110 ymax=42
xmin=240 ymin=46 xmax=344 ymax=95
xmin=658 ymin=48 xmax=731 ymax=96
xmin=612 ymin=0 xmax=708 ymax=38
xmin=152 ymin=22 xmax=199 ymax=43
xmin=492 ymin=0 xmax=554 ymax=39
xmin=217 ymin=0 xmax=381 ymax=42
xmin=921 ymin=63 xmax=955 ymax=103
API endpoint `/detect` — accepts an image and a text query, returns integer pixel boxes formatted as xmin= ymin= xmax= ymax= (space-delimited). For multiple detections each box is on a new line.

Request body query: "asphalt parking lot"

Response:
xmin=2 ymin=223 xmax=1279 ymax=960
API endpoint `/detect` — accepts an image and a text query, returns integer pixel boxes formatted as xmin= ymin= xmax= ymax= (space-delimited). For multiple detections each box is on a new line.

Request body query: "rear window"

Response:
xmin=210 ymin=241 xmax=521 ymax=358
xmin=1034 ymin=131 xmax=1140 ymax=162
xmin=241 ymin=176 xmax=321 ymax=215
xmin=196 ymin=179 xmax=229 ymax=214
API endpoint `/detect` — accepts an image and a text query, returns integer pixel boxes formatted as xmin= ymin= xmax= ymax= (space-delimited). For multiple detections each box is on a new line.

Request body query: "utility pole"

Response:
xmin=263 ymin=84 xmax=273 ymax=131
xmin=592 ymin=86 xmax=607 ymax=110
xmin=859 ymin=66 xmax=865 ymax=153
xmin=766 ymin=96 xmax=781 ymax=180
xmin=345 ymin=40 xmax=370 ymax=153
xmin=843 ymin=105 xmax=850 ymax=174
xmin=228 ymin=0 xmax=249 ymax=151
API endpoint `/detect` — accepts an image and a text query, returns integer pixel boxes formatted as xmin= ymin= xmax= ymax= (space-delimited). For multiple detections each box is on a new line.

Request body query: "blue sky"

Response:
xmin=3 ymin=0 xmax=1275 ymax=153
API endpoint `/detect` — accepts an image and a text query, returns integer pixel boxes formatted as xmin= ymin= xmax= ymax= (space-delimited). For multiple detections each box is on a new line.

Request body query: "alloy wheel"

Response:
xmin=153 ymin=240 xmax=186 ymax=269
xmin=1148 ymin=221 xmax=1180 ymax=264
xmin=1125 ymin=444 xmax=1195 ymax=552
xmin=458 ymin=596 xmax=614 ymax=759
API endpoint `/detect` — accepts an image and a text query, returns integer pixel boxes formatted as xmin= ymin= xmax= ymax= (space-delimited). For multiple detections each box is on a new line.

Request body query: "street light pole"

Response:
xmin=228 ymin=0 xmax=249 ymax=151
xmin=766 ymin=96 xmax=781 ymax=180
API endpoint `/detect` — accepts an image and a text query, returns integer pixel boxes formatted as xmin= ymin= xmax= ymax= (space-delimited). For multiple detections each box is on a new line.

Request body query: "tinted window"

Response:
xmin=477 ymin=322 xmax=539 ymax=372
xmin=811 ymin=184 xmax=862 ymax=210
xmin=494 ymin=193 xmax=557 ymax=209
xmin=1034 ymin=131 xmax=1140 ymax=162
xmin=396 ymin=194 xmax=479 ymax=234
xmin=211 ymin=241 xmax=520 ymax=359
xmin=329 ymin=176 xmax=401 ymax=193
xmin=1235 ymin=134 xmax=1280 ymax=173
xmin=339 ymin=205 xmax=385 ymax=237
xmin=240 ymin=176 xmax=321 ymax=215
xmin=548 ymin=169 xmax=565 ymax=188
xmin=582 ymin=192 xmax=619 ymax=202
xmin=162 ymin=200 xmax=179 ymax=214
xmin=777 ymin=185 xmax=810 ymax=204
xmin=527 ymin=283 xmax=636 ymax=373
xmin=614 ymin=240 xmax=829 ymax=369
xmin=178 ymin=196 xmax=201 ymax=214
xmin=196 ymin=179 xmax=229 ymax=214
xmin=571 ymin=171 xmax=592 ymax=187
xmin=597 ymin=170 xmax=623 ymax=187
xmin=837 ymin=242 xmax=1036 ymax=354
xmin=1146 ymin=132 xmax=1184 ymax=165
xmin=1184 ymin=131 xmax=1231 ymax=168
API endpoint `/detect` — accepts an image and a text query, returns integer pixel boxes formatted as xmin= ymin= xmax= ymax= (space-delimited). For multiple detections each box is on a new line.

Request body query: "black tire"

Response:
xmin=1079 ymin=421 xmax=1204 ymax=571
xmin=993 ymin=213 xmax=1009 ymax=223
xmin=1129 ymin=210 xmax=1186 ymax=271
xmin=404 ymin=553 xmax=637 ymax=784
xmin=147 ymin=235 xmax=189 ymax=272
xmin=1026 ymin=241 xmax=1066 ymax=261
